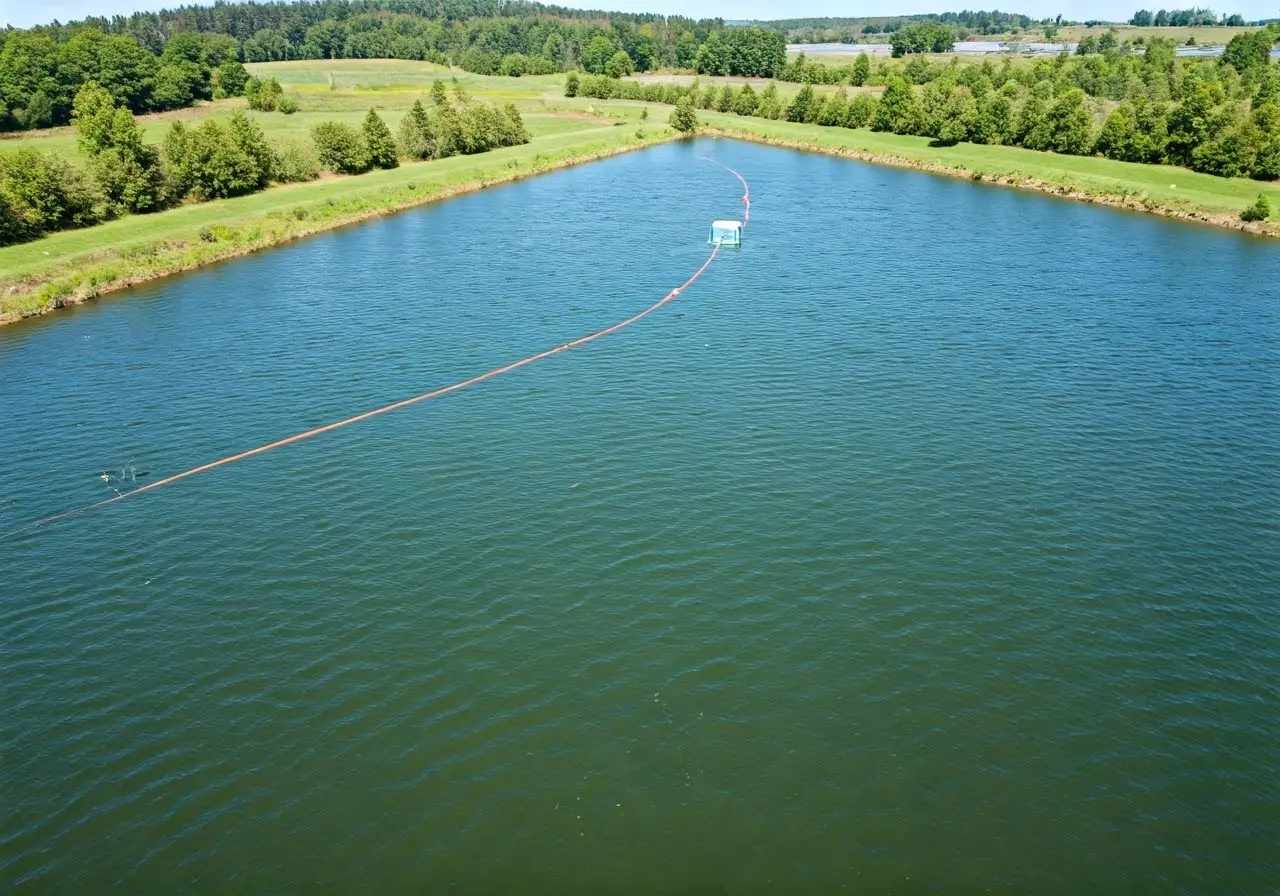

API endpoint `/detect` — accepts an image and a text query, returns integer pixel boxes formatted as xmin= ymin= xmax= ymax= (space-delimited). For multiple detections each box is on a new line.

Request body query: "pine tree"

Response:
xmin=733 ymin=83 xmax=758 ymax=117
xmin=430 ymin=80 xmax=449 ymax=108
xmin=756 ymin=82 xmax=783 ymax=119
xmin=362 ymin=108 xmax=399 ymax=169
xmin=786 ymin=83 xmax=816 ymax=123
xmin=819 ymin=88 xmax=849 ymax=126
xmin=398 ymin=100 xmax=435 ymax=160
xmin=851 ymin=52 xmax=871 ymax=87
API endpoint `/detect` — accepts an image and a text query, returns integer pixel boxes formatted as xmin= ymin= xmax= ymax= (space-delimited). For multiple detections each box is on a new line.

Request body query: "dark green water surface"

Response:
xmin=2 ymin=139 xmax=1278 ymax=891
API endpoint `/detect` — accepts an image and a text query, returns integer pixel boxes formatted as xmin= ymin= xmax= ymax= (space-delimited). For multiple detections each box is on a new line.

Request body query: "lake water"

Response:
xmin=2 ymin=138 xmax=1278 ymax=890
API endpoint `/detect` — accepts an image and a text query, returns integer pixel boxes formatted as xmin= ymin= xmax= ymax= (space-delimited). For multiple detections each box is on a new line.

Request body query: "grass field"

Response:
xmin=703 ymin=113 xmax=1280 ymax=218
xmin=0 ymin=122 xmax=653 ymax=288
xmin=2 ymin=58 xmax=1277 ymax=325
xmin=0 ymin=61 xmax=592 ymax=160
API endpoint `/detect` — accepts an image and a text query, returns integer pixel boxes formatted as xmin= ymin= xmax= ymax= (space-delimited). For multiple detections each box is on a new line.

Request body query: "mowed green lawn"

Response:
xmin=251 ymin=58 xmax=563 ymax=94
xmin=1 ymin=60 xmax=601 ymax=164
xmin=0 ymin=122 xmax=636 ymax=282
xmin=704 ymin=113 xmax=1280 ymax=217
xmin=0 ymin=110 xmax=602 ymax=163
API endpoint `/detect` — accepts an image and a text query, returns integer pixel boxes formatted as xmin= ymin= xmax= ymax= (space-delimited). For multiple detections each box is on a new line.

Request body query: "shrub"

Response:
xmin=16 ymin=91 xmax=53 ymax=129
xmin=605 ymin=50 xmax=634 ymax=78
xmin=499 ymin=103 xmax=531 ymax=146
xmin=164 ymin=114 xmax=275 ymax=200
xmin=756 ymin=82 xmax=783 ymax=119
xmin=214 ymin=61 xmax=250 ymax=99
xmin=787 ymin=84 xmax=816 ymax=123
xmin=1252 ymin=104 xmax=1280 ymax=180
xmin=495 ymin=53 xmax=560 ymax=77
xmin=564 ymin=71 xmax=580 ymax=97
xmin=312 ymin=121 xmax=371 ymax=174
xmin=259 ymin=78 xmax=284 ymax=111
xmin=819 ymin=88 xmax=849 ymax=127
xmin=846 ymin=93 xmax=878 ymax=128
xmin=851 ymin=53 xmax=871 ymax=87
xmin=1241 ymin=193 xmax=1271 ymax=222
xmin=245 ymin=77 xmax=284 ymax=112
xmin=0 ymin=150 xmax=104 ymax=246
xmin=362 ymin=108 xmax=400 ymax=169
xmin=91 ymin=146 xmax=171 ymax=215
xmin=500 ymin=53 xmax=529 ymax=77
xmin=455 ymin=102 xmax=525 ymax=153
xmin=669 ymin=96 xmax=698 ymax=133
xmin=226 ymin=112 xmax=277 ymax=189
xmin=873 ymin=76 xmax=920 ymax=134
xmin=278 ymin=96 xmax=299 ymax=115
xmin=270 ymin=139 xmax=321 ymax=182
xmin=152 ymin=63 xmax=203 ymax=111
xmin=715 ymin=85 xmax=735 ymax=113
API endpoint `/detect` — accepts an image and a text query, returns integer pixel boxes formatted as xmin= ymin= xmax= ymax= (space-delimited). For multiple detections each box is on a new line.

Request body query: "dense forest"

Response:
xmin=765 ymin=8 xmax=1269 ymax=44
xmin=752 ymin=11 xmax=1040 ymax=43
xmin=0 ymin=0 xmax=789 ymax=130
xmin=579 ymin=24 xmax=1280 ymax=182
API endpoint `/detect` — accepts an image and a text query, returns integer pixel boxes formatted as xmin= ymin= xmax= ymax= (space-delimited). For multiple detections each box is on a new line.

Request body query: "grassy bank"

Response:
xmin=701 ymin=112 xmax=1280 ymax=235
xmin=0 ymin=123 xmax=666 ymax=324
xmin=5 ymin=58 xmax=1279 ymax=326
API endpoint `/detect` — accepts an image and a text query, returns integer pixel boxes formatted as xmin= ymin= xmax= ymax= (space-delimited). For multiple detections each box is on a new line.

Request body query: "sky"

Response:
xmin=2 ymin=0 xmax=1278 ymax=30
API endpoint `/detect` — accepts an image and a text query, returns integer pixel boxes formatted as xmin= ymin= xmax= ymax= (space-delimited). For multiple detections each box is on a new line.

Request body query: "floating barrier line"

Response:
xmin=2 ymin=158 xmax=751 ymax=541
xmin=700 ymin=155 xmax=751 ymax=226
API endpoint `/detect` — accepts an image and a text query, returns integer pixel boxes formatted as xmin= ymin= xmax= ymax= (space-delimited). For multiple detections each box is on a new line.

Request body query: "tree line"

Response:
xmin=574 ymin=25 xmax=1280 ymax=183
xmin=0 ymin=78 xmax=528 ymax=247
xmin=1128 ymin=8 xmax=1257 ymax=26
xmin=0 ymin=29 xmax=248 ymax=130
xmin=5 ymin=0 xmax=783 ymax=110
xmin=51 ymin=0 xmax=709 ymax=50
xmin=1 ymin=4 xmax=812 ymax=129
xmin=752 ymin=11 xmax=1038 ymax=43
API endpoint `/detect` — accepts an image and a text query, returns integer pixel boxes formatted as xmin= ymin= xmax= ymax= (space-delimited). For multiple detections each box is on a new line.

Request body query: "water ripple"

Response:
xmin=1 ymin=138 xmax=1278 ymax=891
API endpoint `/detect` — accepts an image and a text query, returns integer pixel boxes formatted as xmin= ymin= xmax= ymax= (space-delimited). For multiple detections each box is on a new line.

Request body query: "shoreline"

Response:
xmin=703 ymin=125 xmax=1280 ymax=240
xmin=4 ymin=121 xmax=1276 ymax=329
xmin=0 ymin=132 xmax=676 ymax=329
